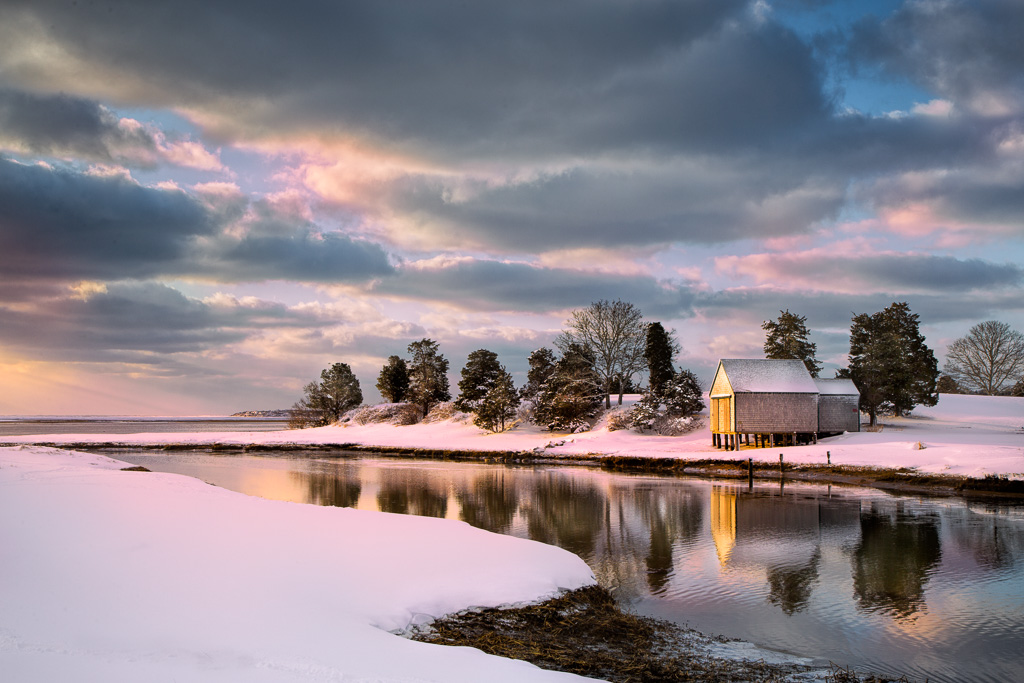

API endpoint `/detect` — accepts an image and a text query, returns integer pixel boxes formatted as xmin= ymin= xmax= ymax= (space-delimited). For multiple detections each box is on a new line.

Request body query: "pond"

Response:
xmin=111 ymin=450 xmax=1024 ymax=683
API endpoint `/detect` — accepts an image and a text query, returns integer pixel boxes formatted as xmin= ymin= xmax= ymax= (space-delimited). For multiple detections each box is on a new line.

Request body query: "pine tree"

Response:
xmin=644 ymin=322 xmax=677 ymax=395
xmin=533 ymin=344 xmax=604 ymax=432
xmin=290 ymin=362 xmax=363 ymax=428
xmin=935 ymin=374 xmax=962 ymax=395
xmin=521 ymin=347 xmax=556 ymax=401
xmin=762 ymin=310 xmax=822 ymax=377
xmin=406 ymin=338 xmax=450 ymax=417
xmin=661 ymin=369 xmax=705 ymax=417
xmin=842 ymin=302 xmax=938 ymax=426
xmin=376 ymin=355 xmax=410 ymax=403
xmin=474 ymin=366 xmax=520 ymax=433
xmin=1011 ymin=376 xmax=1024 ymax=397
xmin=455 ymin=349 xmax=501 ymax=412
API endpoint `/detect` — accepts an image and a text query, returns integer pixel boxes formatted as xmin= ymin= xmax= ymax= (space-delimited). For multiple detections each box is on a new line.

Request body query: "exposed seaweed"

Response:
xmin=412 ymin=585 xmax=903 ymax=682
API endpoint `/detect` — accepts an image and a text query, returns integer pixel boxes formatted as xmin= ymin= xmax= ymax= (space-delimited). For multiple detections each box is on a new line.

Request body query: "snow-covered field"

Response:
xmin=0 ymin=446 xmax=595 ymax=683
xmin=4 ymin=394 xmax=1022 ymax=478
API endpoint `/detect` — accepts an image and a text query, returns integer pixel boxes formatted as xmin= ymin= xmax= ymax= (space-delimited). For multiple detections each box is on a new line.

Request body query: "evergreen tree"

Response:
xmin=375 ymin=355 xmax=409 ymax=403
xmin=1011 ymin=376 xmax=1024 ymax=397
xmin=842 ymin=302 xmax=938 ymax=426
xmin=533 ymin=343 xmax=604 ymax=432
xmin=935 ymin=374 xmax=962 ymax=395
xmin=661 ymin=369 xmax=705 ymax=417
xmin=406 ymin=338 xmax=450 ymax=417
xmin=474 ymin=366 xmax=520 ymax=433
xmin=455 ymin=349 xmax=501 ymax=412
xmin=290 ymin=362 xmax=363 ymax=428
xmin=521 ymin=347 xmax=556 ymax=401
xmin=762 ymin=310 xmax=822 ymax=377
xmin=644 ymin=322 xmax=677 ymax=395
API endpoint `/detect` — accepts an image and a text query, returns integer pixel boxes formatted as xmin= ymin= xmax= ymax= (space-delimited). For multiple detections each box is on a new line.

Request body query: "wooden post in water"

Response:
xmin=779 ymin=453 xmax=784 ymax=475
xmin=827 ymin=450 xmax=831 ymax=466
xmin=747 ymin=457 xmax=754 ymax=487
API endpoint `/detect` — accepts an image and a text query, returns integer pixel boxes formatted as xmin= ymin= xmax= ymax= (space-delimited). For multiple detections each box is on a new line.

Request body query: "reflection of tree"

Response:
xmin=852 ymin=510 xmax=941 ymax=619
xmin=526 ymin=474 xmax=606 ymax=559
xmin=948 ymin=510 xmax=1023 ymax=571
xmin=292 ymin=469 xmax=361 ymax=508
xmin=632 ymin=485 xmax=704 ymax=593
xmin=376 ymin=470 xmax=448 ymax=518
xmin=454 ymin=471 xmax=519 ymax=533
xmin=767 ymin=550 xmax=821 ymax=615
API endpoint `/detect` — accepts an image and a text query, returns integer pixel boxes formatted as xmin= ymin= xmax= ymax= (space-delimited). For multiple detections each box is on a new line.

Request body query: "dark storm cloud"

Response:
xmin=1 ymin=0 xmax=830 ymax=158
xmin=0 ymin=88 xmax=159 ymax=163
xmin=0 ymin=157 xmax=393 ymax=287
xmin=368 ymin=259 xmax=697 ymax=318
xmin=0 ymin=281 xmax=312 ymax=359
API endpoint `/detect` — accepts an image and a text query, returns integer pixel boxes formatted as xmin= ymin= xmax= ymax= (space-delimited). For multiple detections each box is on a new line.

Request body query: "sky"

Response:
xmin=1 ymin=0 xmax=1023 ymax=415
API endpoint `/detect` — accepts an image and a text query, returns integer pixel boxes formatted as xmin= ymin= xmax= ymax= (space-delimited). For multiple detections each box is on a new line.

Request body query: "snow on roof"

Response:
xmin=718 ymin=359 xmax=818 ymax=393
xmin=814 ymin=378 xmax=860 ymax=396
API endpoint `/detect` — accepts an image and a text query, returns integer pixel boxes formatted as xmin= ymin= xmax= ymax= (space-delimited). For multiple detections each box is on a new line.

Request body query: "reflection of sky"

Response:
xmin=118 ymin=453 xmax=1024 ymax=682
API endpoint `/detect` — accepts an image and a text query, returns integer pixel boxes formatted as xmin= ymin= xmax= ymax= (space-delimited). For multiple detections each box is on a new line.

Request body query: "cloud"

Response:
xmin=716 ymin=249 xmax=1024 ymax=294
xmin=848 ymin=0 xmax=1024 ymax=117
xmin=362 ymin=257 xmax=698 ymax=318
xmin=0 ymin=157 xmax=393 ymax=288
xmin=0 ymin=87 xmax=223 ymax=170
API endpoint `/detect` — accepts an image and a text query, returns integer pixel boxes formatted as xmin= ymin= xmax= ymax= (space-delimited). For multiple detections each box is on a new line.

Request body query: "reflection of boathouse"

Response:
xmin=710 ymin=359 xmax=860 ymax=450
xmin=709 ymin=486 xmax=861 ymax=568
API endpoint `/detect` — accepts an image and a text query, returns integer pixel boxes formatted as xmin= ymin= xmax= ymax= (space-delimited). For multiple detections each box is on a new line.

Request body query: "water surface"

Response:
xmin=111 ymin=451 xmax=1024 ymax=683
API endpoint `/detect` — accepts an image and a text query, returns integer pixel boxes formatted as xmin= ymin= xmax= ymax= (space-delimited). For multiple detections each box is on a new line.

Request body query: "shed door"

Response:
xmin=715 ymin=397 xmax=731 ymax=432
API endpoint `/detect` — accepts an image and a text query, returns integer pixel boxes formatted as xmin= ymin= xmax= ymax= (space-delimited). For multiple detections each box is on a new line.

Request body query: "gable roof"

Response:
xmin=716 ymin=359 xmax=818 ymax=393
xmin=814 ymin=378 xmax=860 ymax=396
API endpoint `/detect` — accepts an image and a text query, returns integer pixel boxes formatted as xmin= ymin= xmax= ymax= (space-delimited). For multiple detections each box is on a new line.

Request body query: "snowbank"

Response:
xmin=3 ymin=394 xmax=1022 ymax=478
xmin=0 ymin=446 xmax=595 ymax=682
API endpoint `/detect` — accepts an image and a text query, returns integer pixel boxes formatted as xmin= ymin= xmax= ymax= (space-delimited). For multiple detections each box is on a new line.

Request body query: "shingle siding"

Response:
xmin=735 ymin=393 xmax=818 ymax=433
xmin=818 ymin=395 xmax=861 ymax=433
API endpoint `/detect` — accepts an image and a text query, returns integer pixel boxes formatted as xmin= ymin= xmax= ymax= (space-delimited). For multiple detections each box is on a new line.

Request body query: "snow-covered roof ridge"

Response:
xmin=814 ymin=378 xmax=859 ymax=395
xmin=719 ymin=359 xmax=819 ymax=393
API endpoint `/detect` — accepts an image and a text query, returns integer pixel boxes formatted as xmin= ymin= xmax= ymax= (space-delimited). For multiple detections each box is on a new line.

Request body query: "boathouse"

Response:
xmin=814 ymin=378 xmax=861 ymax=435
xmin=709 ymin=359 xmax=860 ymax=450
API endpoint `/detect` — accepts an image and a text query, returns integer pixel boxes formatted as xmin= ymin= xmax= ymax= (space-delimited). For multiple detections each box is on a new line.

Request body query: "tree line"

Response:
xmin=291 ymin=299 xmax=1024 ymax=432
xmin=290 ymin=300 xmax=705 ymax=433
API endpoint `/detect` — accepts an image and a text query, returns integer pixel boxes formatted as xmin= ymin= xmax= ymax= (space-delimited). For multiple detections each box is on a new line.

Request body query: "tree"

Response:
xmin=842 ymin=302 xmax=938 ymax=426
xmin=290 ymin=362 xmax=363 ymax=428
xmin=474 ymin=366 xmax=520 ymax=433
xmin=944 ymin=321 xmax=1024 ymax=396
xmin=521 ymin=347 xmax=556 ymax=401
xmin=376 ymin=355 xmax=410 ymax=403
xmin=556 ymin=299 xmax=646 ymax=408
xmin=455 ymin=349 xmax=501 ymax=412
xmin=533 ymin=343 xmax=604 ymax=432
xmin=1010 ymin=376 xmax=1024 ymax=397
xmin=661 ymin=369 xmax=705 ymax=417
xmin=762 ymin=310 xmax=822 ymax=377
xmin=645 ymin=322 xmax=679 ymax=395
xmin=935 ymin=374 xmax=962 ymax=394
xmin=406 ymin=338 xmax=450 ymax=417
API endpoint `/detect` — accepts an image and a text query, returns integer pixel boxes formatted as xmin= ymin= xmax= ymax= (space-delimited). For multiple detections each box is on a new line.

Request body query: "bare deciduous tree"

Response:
xmin=944 ymin=321 xmax=1024 ymax=395
xmin=556 ymin=299 xmax=646 ymax=408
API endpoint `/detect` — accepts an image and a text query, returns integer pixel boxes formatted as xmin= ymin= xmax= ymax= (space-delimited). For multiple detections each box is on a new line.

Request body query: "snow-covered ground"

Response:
xmin=0 ymin=446 xmax=595 ymax=683
xmin=4 ymin=394 xmax=1022 ymax=479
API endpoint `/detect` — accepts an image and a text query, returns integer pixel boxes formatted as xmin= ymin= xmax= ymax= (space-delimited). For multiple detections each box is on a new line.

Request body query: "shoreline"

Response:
xmin=10 ymin=437 xmax=1023 ymax=499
